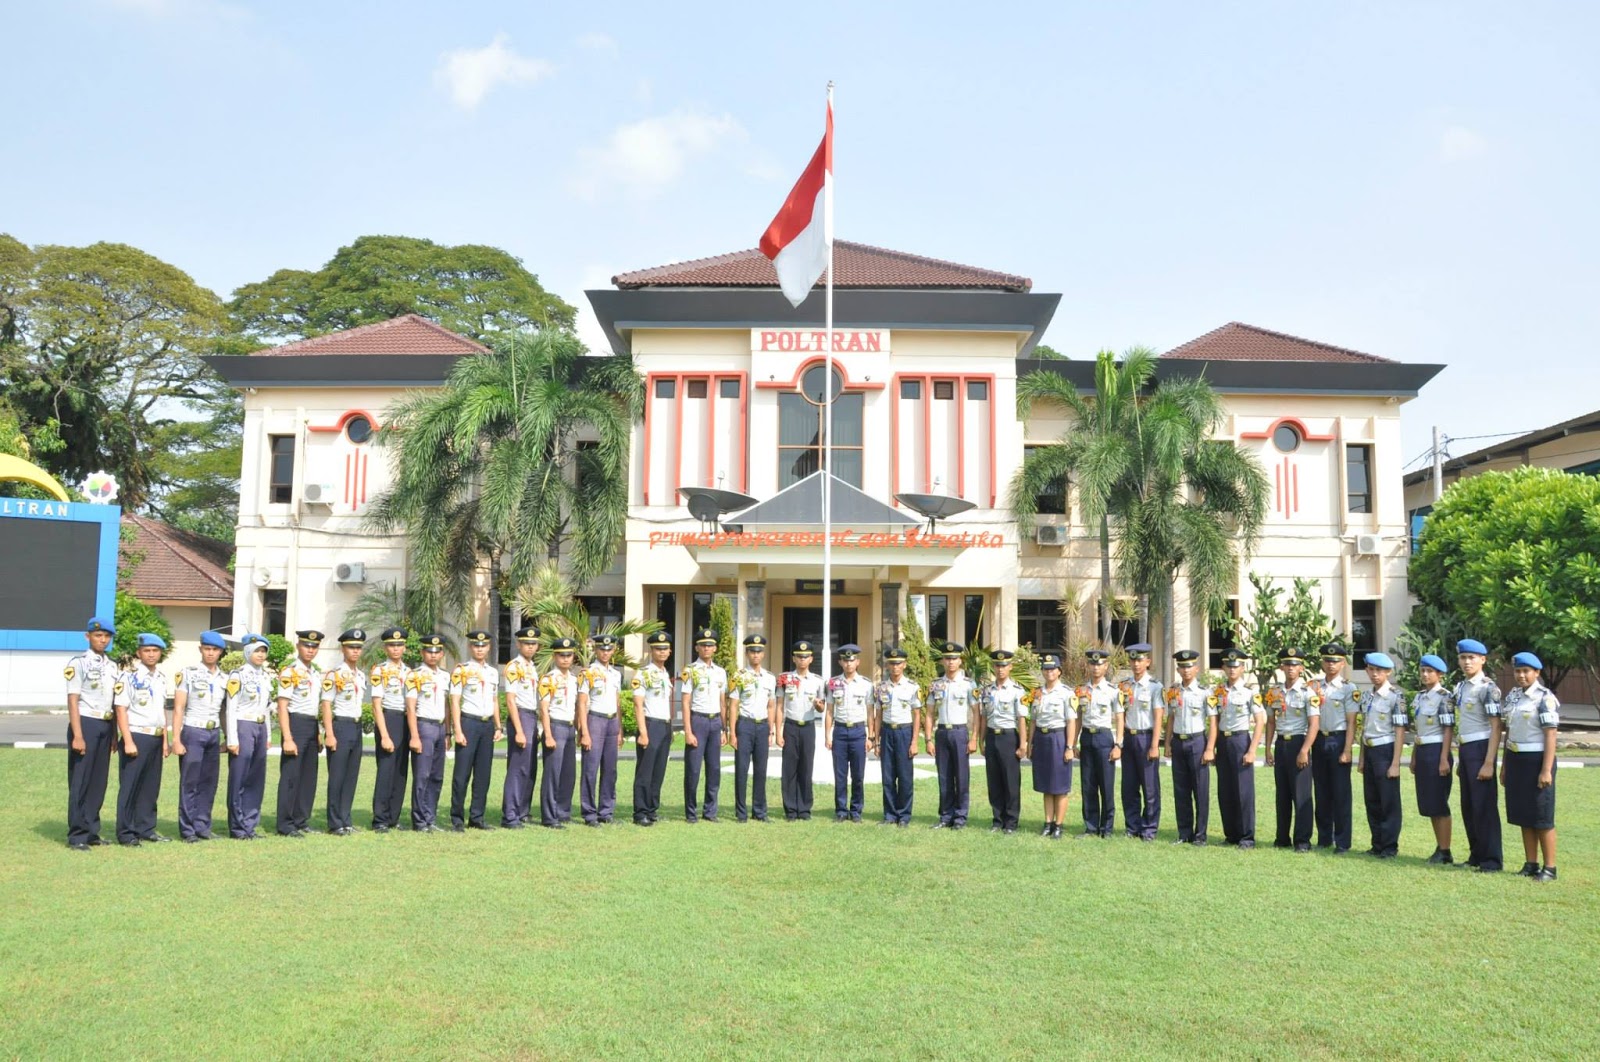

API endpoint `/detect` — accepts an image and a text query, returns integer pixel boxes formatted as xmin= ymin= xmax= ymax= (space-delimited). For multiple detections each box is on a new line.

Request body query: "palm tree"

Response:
xmin=339 ymin=580 xmax=463 ymax=667
xmin=368 ymin=330 xmax=643 ymax=659
xmin=1009 ymin=348 xmax=1268 ymax=655
xmin=515 ymin=563 xmax=662 ymax=673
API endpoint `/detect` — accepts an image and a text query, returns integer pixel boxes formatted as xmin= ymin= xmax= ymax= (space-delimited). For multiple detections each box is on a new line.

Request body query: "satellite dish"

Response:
xmin=678 ymin=487 xmax=759 ymax=532
xmin=895 ymin=492 xmax=977 ymax=533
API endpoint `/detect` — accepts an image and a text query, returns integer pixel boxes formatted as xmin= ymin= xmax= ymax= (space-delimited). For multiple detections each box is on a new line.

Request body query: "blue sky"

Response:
xmin=5 ymin=0 xmax=1597 ymax=466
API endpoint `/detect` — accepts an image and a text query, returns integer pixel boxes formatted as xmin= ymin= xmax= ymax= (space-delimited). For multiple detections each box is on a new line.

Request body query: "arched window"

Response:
xmin=777 ymin=364 xmax=863 ymax=488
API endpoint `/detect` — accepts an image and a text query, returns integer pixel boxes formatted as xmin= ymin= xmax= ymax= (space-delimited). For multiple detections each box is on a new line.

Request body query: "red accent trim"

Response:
xmin=1240 ymin=416 xmax=1335 ymax=442
xmin=921 ymin=375 xmax=932 ymax=492
xmin=890 ymin=376 xmax=901 ymax=497
xmin=705 ymin=377 xmax=716 ymax=488
xmin=983 ymin=375 xmax=996 ymax=506
xmin=1274 ymin=462 xmax=1282 ymax=517
xmin=360 ymin=450 xmax=368 ymax=506
xmin=673 ymin=374 xmax=685 ymax=500
xmin=1292 ymin=463 xmax=1298 ymax=514
xmin=344 ymin=453 xmax=351 ymax=506
xmin=308 ymin=409 xmax=383 ymax=434
xmin=956 ymin=379 xmax=966 ymax=498
xmin=753 ymin=355 xmax=886 ymax=391
xmin=642 ymin=379 xmax=654 ymax=505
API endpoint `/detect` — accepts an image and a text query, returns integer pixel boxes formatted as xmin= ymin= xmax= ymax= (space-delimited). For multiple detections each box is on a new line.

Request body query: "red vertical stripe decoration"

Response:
xmin=360 ymin=450 xmax=368 ymax=506
xmin=344 ymin=453 xmax=352 ymax=506
xmin=955 ymin=379 xmax=966 ymax=498
xmin=1291 ymin=463 xmax=1298 ymax=514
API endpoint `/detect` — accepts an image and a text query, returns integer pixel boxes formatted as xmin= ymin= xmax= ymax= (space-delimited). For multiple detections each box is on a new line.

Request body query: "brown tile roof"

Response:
xmin=122 ymin=514 xmax=233 ymax=604
xmin=612 ymin=240 xmax=1032 ymax=292
xmin=250 ymin=314 xmax=490 ymax=357
xmin=1163 ymin=322 xmax=1394 ymax=364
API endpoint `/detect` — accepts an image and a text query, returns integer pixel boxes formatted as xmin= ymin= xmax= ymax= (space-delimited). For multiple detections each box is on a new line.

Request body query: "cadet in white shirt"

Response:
xmin=1452 ymin=639 xmax=1503 ymax=872
xmin=501 ymin=626 xmax=541 ymax=829
xmin=114 ymin=633 xmax=172 ymax=846
xmin=1409 ymin=655 xmax=1456 ymax=865
xmin=980 ymin=650 xmax=1028 ymax=834
xmin=1073 ymin=647 xmax=1125 ymax=838
xmin=729 ymin=634 xmax=778 ymax=823
xmin=1356 ymin=652 xmax=1408 ymax=859
xmin=172 ymin=630 xmax=228 ymax=842
xmin=407 ymin=634 xmax=451 ymax=832
xmin=1264 ymin=647 xmax=1321 ymax=852
xmin=275 ymin=629 xmax=326 ymax=837
xmin=1500 ymin=652 xmax=1559 ymax=882
xmin=578 ymin=634 xmax=626 ymax=826
xmin=1025 ymin=654 xmax=1077 ymax=839
xmin=540 ymin=637 xmax=582 ymax=828
xmin=1161 ymin=649 xmax=1216 ymax=845
xmin=873 ymin=646 xmax=922 ymax=827
xmin=825 ymin=644 xmax=873 ymax=822
xmin=321 ymin=628 xmax=369 ymax=835
xmin=926 ymin=642 xmax=979 ymax=830
xmin=679 ymin=627 xmax=728 ymax=823
xmin=224 ymin=634 xmax=274 ymax=840
xmin=449 ymin=629 xmax=502 ymax=832
xmin=369 ymin=627 xmax=413 ymax=833
xmin=1308 ymin=642 xmax=1360 ymax=853
xmin=64 ymin=615 xmax=119 ymax=850
xmin=1213 ymin=649 xmax=1265 ymax=848
xmin=778 ymin=641 xmax=826 ymax=821
xmin=632 ymin=631 xmax=676 ymax=826
xmin=1118 ymin=643 xmax=1164 ymax=840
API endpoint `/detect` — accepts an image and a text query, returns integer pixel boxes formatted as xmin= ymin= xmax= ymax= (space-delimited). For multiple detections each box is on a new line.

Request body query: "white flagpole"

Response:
xmin=821 ymin=80 xmax=835 ymax=690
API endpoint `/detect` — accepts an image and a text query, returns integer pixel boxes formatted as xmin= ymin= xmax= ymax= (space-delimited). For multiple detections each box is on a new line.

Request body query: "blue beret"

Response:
xmin=241 ymin=633 xmax=268 ymax=649
xmin=1418 ymin=654 xmax=1448 ymax=673
xmin=1364 ymin=651 xmax=1395 ymax=670
xmin=1512 ymin=651 xmax=1543 ymax=670
xmin=86 ymin=616 xmax=115 ymax=635
xmin=199 ymin=631 xmax=227 ymax=649
xmin=1456 ymin=639 xmax=1488 ymax=656
xmin=137 ymin=633 xmax=168 ymax=650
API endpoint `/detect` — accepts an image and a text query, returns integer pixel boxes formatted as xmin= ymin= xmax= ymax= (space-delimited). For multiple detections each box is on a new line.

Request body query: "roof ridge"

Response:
xmin=254 ymin=313 xmax=491 ymax=356
xmin=832 ymin=240 xmax=1031 ymax=286
xmin=125 ymin=514 xmax=233 ymax=597
xmin=1164 ymin=321 xmax=1394 ymax=364
xmin=1225 ymin=321 xmax=1389 ymax=363
xmin=612 ymin=240 xmax=1031 ymax=291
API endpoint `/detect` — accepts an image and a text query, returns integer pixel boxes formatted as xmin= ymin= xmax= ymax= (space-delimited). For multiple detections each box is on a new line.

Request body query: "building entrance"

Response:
xmin=782 ymin=606 xmax=859 ymax=664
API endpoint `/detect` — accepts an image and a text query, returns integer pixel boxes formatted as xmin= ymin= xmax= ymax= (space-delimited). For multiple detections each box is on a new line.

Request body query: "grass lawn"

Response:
xmin=2 ymin=746 xmax=1596 ymax=1059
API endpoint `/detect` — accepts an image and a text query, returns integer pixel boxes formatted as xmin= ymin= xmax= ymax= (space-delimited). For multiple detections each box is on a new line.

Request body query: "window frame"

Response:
xmin=267 ymin=434 xmax=295 ymax=505
xmin=776 ymin=372 xmax=864 ymax=489
xmin=1346 ymin=443 xmax=1374 ymax=514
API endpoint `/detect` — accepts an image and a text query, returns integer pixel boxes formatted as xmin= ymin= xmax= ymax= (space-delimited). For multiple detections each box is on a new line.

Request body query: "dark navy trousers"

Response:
xmin=1457 ymin=738 xmax=1503 ymax=871
xmin=831 ymin=723 xmax=866 ymax=819
xmin=227 ymin=720 xmax=268 ymax=838
xmin=502 ymin=708 xmax=539 ymax=827
xmin=934 ymin=725 xmax=971 ymax=826
xmin=410 ymin=719 xmax=446 ymax=829
xmin=541 ymin=720 xmax=577 ymax=825
xmin=1120 ymin=730 xmax=1160 ymax=838
xmin=1215 ymin=731 xmax=1256 ymax=845
xmin=1170 ymin=733 xmax=1210 ymax=842
xmin=581 ymin=712 xmax=621 ymax=823
xmin=984 ymin=728 xmax=1021 ymax=829
xmin=177 ymin=724 xmax=221 ymax=839
xmin=1273 ymin=734 xmax=1313 ymax=847
xmin=1361 ymin=742 xmax=1402 ymax=856
xmin=1079 ymin=729 xmax=1116 ymax=835
xmin=781 ymin=719 xmax=816 ymax=819
xmin=450 ymin=715 xmax=495 ymax=828
xmin=633 ymin=717 xmax=671 ymax=823
xmin=371 ymin=708 xmax=410 ymax=828
xmin=683 ymin=713 xmax=722 ymax=821
xmin=880 ymin=726 xmax=915 ymax=824
xmin=67 ymin=715 xmax=114 ymax=844
xmin=116 ymin=730 xmax=164 ymax=843
xmin=325 ymin=718 xmax=362 ymax=832
xmin=276 ymin=714 xmax=320 ymax=835
xmin=1311 ymin=730 xmax=1353 ymax=850
xmin=733 ymin=717 xmax=770 ymax=821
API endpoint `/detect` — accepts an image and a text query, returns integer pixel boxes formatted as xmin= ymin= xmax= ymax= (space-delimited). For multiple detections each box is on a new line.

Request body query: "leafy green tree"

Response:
xmin=1410 ymin=466 xmax=1600 ymax=690
xmin=1390 ymin=601 xmax=1469 ymax=692
xmin=900 ymin=607 xmax=937 ymax=691
xmin=709 ymin=597 xmax=737 ymax=674
xmin=229 ymin=235 xmax=577 ymax=343
xmin=368 ymin=330 xmax=642 ymax=659
xmin=1231 ymin=574 xmax=1337 ymax=691
xmin=112 ymin=590 xmax=173 ymax=665
xmin=340 ymin=581 xmax=463 ymax=667
xmin=0 ymin=237 xmax=235 ymax=508
xmin=147 ymin=401 xmax=243 ymax=541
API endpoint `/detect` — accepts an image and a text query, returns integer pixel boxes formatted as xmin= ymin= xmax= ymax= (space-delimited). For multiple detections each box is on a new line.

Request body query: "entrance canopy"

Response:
xmin=730 ymin=471 xmax=917 ymax=529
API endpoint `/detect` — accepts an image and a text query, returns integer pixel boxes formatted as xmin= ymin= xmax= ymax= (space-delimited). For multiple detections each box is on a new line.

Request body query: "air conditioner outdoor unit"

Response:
xmin=333 ymin=561 xmax=367 ymax=584
xmin=1036 ymin=525 xmax=1068 ymax=547
xmin=1355 ymin=533 xmax=1382 ymax=555
xmin=302 ymin=483 xmax=336 ymax=506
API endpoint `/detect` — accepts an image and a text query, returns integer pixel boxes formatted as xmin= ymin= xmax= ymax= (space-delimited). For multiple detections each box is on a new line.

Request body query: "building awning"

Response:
xmin=730 ymin=471 xmax=917 ymax=528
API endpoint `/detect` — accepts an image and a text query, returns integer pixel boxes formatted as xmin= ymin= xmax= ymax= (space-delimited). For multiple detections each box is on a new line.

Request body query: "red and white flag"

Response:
xmin=759 ymin=100 xmax=833 ymax=307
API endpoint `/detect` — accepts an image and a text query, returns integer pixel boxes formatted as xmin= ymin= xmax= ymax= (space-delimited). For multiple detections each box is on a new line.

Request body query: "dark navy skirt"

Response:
xmin=1031 ymin=729 xmax=1073 ymax=795
xmin=1412 ymin=742 xmax=1454 ymax=818
xmin=1504 ymin=751 xmax=1556 ymax=829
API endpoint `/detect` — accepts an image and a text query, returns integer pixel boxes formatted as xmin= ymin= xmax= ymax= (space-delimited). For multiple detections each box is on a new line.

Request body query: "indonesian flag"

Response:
xmin=759 ymin=101 xmax=833 ymax=307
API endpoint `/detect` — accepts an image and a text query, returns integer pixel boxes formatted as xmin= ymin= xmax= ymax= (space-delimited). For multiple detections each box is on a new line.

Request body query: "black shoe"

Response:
xmin=600 ymin=817 xmax=614 ymax=825
xmin=119 ymin=839 xmax=141 ymax=847
xmin=798 ymin=814 xmax=812 ymax=821
xmin=584 ymin=820 xmax=602 ymax=828
xmin=1192 ymin=838 xmax=1208 ymax=847
xmin=951 ymin=823 xmax=966 ymax=831
xmin=1003 ymin=827 xmax=1017 ymax=835
xmin=1332 ymin=847 xmax=1349 ymax=855
xmin=373 ymin=824 xmax=391 ymax=834
xmin=1534 ymin=866 xmax=1558 ymax=882
xmin=1294 ymin=843 xmax=1311 ymax=853
xmin=86 ymin=836 xmax=105 ymax=847
xmin=896 ymin=821 xmax=909 ymax=829
xmin=1040 ymin=823 xmax=1055 ymax=837
xmin=704 ymin=816 xmax=720 ymax=823
xmin=468 ymin=822 xmax=495 ymax=831
xmin=291 ymin=829 xmax=310 ymax=838
xmin=68 ymin=841 xmax=90 ymax=851
xmin=1476 ymin=863 xmax=1502 ymax=874
xmin=1517 ymin=861 xmax=1540 ymax=877
xmin=544 ymin=822 xmax=566 ymax=830
xmin=990 ymin=824 xmax=1004 ymax=833
xmin=450 ymin=824 xmax=465 ymax=833
xmin=1377 ymin=851 xmax=1398 ymax=859
xmin=183 ymin=836 xmax=202 ymax=844
xmin=1238 ymin=841 xmax=1255 ymax=850
xmin=1427 ymin=848 xmax=1454 ymax=865
xmin=1050 ymin=824 xmax=1063 ymax=839
xmin=634 ymin=818 xmax=654 ymax=827
xmin=147 ymin=834 xmax=172 ymax=843
xmin=931 ymin=821 xmax=951 ymax=830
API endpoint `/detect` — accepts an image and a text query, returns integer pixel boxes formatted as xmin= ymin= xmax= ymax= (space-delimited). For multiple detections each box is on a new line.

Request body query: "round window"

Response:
xmin=345 ymin=414 xmax=374 ymax=444
xmin=1272 ymin=423 xmax=1301 ymax=453
xmin=798 ymin=364 xmax=844 ymax=404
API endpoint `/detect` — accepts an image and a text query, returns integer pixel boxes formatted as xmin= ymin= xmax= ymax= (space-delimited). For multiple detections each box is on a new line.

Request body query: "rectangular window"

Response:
xmin=655 ymin=591 xmax=677 ymax=670
xmin=1207 ymin=598 xmax=1240 ymax=671
xmin=687 ymin=379 xmax=708 ymax=399
xmin=1110 ymin=613 xmax=1143 ymax=649
xmin=578 ymin=595 xmax=625 ymax=634
xmin=1350 ymin=600 xmax=1379 ymax=670
xmin=208 ymin=606 xmax=231 ymax=634
xmin=933 ymin=380 xmax=955 ymax=401
xmin=964 ymin=594 xmax=985 ymax=644
xmin=1016 ymin=600 xmax=1064 ymax=654
xmin=719 ymin=378 xmax=740 ymax=399
xmin=691 ymin=592 xmax=714 ymax=637
xmin=927 ymin=594 xmax=949 ymax=642
xmin=1022 ymin=445 xmax=1068 ymax=516
xmin=260 ymin=589 xmax=286 ymax=638
xmin=966 ymin=380 xmax=988 ymax=400
xmin=899 ymin=379 xmax=921 ymax=400
xmin=496 ymin=603 xmax=513 ymax=664
xmin=1346 ymin=444 xmax=1373 ymax=514
xmin=268 ymin=435 xmax=294 ymax=504
xmin=654 ymin=378 xmax=675 ymax=399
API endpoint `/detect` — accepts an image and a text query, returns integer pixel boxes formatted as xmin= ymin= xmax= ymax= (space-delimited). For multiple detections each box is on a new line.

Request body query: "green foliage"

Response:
xmin=218 ymin=650 xmax=244 ymax=673
xmin=1029 ymin=344 xmax=1067 ymax=360
xmin=146 ymin=400 xmax=243 ymax=542
xmin=368 ymin=330 xmax=643 ymax=626
xmin=341 ymin=581 xmax=461 ymax=666
xmin=1232 ymin=574 xmax=1337 ymax=689
xmin=1389 ymin=602 xmax=1469 ymax=692
xmin=266 ymin=634 xmax=294 ymax=672
xmin=710 ymin=597 xmax=736 ymax=674
xmin=228 ymin=235 xmax=577 ymax=344
xmin=900 ymin=607 xmax=937 ymax=691
xmin=1410 ymin=466 xmax=1600 ymax=690
xmin=111 ymin=590 xmax=173 ymax=664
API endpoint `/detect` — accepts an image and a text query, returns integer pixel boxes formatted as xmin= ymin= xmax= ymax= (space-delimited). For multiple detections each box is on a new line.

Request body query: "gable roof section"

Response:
xmin=1164 ymin=322 xmax=1394 ymax=364
xmin=122 ymin=514 xmax=234 ymax=604
xmin=612 ymin=241 xmax=1032 ymax=293
xmin=249 ymin=314 xmax=490 ymax=357
xmin=731 ymin=471 xmax=917 ymax=527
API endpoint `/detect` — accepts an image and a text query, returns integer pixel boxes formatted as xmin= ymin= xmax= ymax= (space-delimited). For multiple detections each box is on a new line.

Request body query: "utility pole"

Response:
xmin=1432 ymin=426 xmax=1444 ymax=502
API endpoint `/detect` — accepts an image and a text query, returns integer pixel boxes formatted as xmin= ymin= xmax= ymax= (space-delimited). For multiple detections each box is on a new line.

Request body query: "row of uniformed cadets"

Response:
xmin=60 ymin=619 xmax=1562 ymax=879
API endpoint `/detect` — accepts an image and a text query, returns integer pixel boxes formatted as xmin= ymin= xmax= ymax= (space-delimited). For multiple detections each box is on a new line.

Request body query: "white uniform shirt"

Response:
xmin=1309 ymin=675 xmax=1359 ymax=732
xmin=980 ymin=679 xmax=1027 ymax=730
xmin=580 ymin=662 xmax=623 ymax=717
xmin=1360 ymin=683 xmax=1409 ymax=746
xmin=1410 ymin=687 xmax=1454 ymax=745
xmin=1267 ymin=678 xmax=1320 ymax=737
xmin=1074 ymin=678 xmax=1125 ymax=731
xmin=277 ymin=660 xmax=323 ymax=717
xmin=632 ymin=663 xmax=675 ymax=721
xmin=450 ymin=661 xmax=500 ymax=719
xmin=928 ymin=673 xmax=978 ymax=727
xmin=1120 ymin=674 xmax=1164 ymax=731
xmin=1027 ymin=685 xmax=1076 ymax=730
xmin=1502 ymin=682 xmax=1559 ymax=751
xmin=504 ymin=658 xmax=540 ymax=715
xmin=875 ymin=676 xmax=922 ymax=726
xmin=321 ymin=663 xmax=368 ymax=721
xmin=370 ymin=660 xmax=412 ymax=713
xmin=679 ymin=661 xmax=728 ymax=715
xmin=224 ymin=662 xmax=273 ymax=746
xmin=1215 ymin=680 xmax=1264 ymax=734
xmin=64 ymin=649 xmax=117 ymax=718
xmin=1452 ymin=673 xmax=1502 ymax=743
xmin=1165 ymin=679 xmax=1215 ymax=736
xmin=115 ymin=663 xmax=169 ymax=730
xmin=730 ymin=667 xmax=777 ymax=721
xmin=175 ymin=664 xmax=226 ymax=728
xmin=779 ymin=671 xmax=825 ymax=723
xmin=826 ymin=674 xmax=873 ymax=726
xmin=409 ymin=664 xmax=449 ymax=723
xmin=542 ymin=669 xmax=580 ymax=723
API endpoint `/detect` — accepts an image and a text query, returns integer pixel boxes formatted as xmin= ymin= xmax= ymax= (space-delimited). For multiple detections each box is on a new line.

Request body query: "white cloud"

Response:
xmin=434 ymin=33 xmax=554 ymax=112
xmin=572 ymin=109 xmax=745 ymax=200
xmin=1439 ymin=125 xmax=1488 ymax=163
xmin=576 ymin=32 xmax=619 ymax=58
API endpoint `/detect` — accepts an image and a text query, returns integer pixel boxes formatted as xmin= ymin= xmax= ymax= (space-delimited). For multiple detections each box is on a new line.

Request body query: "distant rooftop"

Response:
xmin=249 ymin=314 xmax=491 ymax=357
xmin=122 ymin=513 xmax=233 ymax=604
xmin=612 ymin=240 xmax=1032 ymax=293
xmin=1164 ymin=322 xmax=1394 ymax=364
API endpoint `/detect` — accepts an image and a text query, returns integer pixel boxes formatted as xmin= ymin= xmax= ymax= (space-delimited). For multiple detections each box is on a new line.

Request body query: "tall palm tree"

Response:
xmin=368 ymin=330 xmax=643 ymax=659
xmin=1009 ymin=348 xmax=1268 ymax=654
xmin=515 ymin=563 xmax=662 ymax=672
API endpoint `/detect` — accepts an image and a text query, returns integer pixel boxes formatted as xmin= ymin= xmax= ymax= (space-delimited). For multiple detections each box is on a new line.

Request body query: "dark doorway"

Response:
xmin=783 ymin=607 xmax=859 ymax=668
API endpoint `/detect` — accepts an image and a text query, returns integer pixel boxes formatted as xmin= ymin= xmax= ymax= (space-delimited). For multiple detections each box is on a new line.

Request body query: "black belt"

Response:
xmin=1173 ymin=732 xmax=1204 ymax=740
xmin=882 ymin=723 xmax=912 ymax=730
xmin=691 ymin=711 xmax=720 ymax=719
xmin=987 ymin=727 xmax=1016 ymax=736
xmin=833 ymin=722 xmax=864 ymax=730
xmin=936 ymin=723 xmax=966 ymax=731
xmin=1275 ymin=733 xmax=1307 ymax=741
xmin=1127 ymin=728 xmax=1153 ymax=736
xmin=1035 ymin=725 xmax=1065 ymax=734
